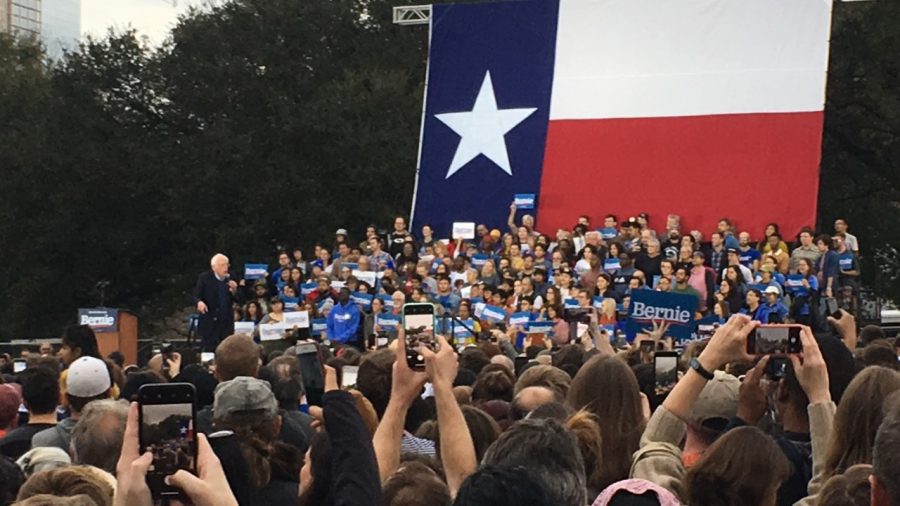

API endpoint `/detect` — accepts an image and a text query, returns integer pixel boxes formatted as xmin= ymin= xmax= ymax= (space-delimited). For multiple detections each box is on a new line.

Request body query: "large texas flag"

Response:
xmin=411 ymin=0 xmax=832 ymax=239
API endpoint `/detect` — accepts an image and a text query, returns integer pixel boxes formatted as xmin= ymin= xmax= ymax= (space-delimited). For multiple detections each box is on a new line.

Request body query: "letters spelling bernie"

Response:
xmin=630 ymin=302 xmax=691 ymax=323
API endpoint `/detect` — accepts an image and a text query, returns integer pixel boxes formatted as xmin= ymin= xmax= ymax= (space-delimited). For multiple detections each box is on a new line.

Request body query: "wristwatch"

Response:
xmin=690 ymin=358 xmax=715 ymax=381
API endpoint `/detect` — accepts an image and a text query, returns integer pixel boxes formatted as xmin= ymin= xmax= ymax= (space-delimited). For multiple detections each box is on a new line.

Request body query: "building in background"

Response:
xmin=1 ymin=0 xmax=81 ymax=60
xmin=5 ymin=0 xmax=41 ymax=37
xmin=41 ymin=0 xmax=80 ymax=59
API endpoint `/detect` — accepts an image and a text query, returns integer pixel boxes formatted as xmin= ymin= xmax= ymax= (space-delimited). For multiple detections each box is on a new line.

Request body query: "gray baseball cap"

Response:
xmin=213 ymin=376 xmax=277 ymax=420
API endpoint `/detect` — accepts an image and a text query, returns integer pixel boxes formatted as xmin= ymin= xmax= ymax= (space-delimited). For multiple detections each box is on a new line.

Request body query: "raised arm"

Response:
xmin=507 ymin=203 xmax=518 ymax=235
xmin=321 ymin=366 xmax=383 ymax=506
xmin=423 ymin=335 xmax=477 ymax=497
xmin=372 ymin=330 xmax=427 ymax=481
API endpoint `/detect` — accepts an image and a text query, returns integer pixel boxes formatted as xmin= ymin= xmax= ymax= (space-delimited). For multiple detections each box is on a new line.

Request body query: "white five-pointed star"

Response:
xmin=435 ymin=71 xmax=537 ymax=179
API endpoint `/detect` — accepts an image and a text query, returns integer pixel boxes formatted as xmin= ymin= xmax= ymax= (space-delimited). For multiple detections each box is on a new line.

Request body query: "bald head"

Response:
xmin=510 ymin=386 xmax=560 ymax=422
xmin=490 ymin=354 xmax=514 ymax=374
xmin=211 ymin=253 xmax=230 ymax=277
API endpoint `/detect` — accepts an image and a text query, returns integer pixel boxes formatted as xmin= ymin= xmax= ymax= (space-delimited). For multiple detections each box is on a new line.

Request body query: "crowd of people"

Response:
xmin=0 ymin=211 xmax=898 ymax=506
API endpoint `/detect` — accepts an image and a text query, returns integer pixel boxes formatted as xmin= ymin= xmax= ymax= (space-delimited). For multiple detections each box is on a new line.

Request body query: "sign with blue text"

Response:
xmin=513 ymin=193 xmax=535 ymax=209
xmin=244 ymin=264 xmax=268 ymax=280
xmin=626 ymin=290 xmax=698 ymax=341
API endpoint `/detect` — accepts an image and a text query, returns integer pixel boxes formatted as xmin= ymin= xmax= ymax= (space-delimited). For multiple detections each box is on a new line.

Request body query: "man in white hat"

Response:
xmin=762 ymin=285 xmax=789 ymax=324
xmin=31 ymin=356 xmax=112 ymax=451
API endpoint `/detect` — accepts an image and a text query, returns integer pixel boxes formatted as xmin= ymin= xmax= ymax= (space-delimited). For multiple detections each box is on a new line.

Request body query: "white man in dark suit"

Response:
xmin=193 ymin=253 xmax=237 ymax=351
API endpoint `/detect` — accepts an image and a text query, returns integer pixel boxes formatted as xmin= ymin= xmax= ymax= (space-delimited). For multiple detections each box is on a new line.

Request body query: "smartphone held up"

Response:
xmin=138 ymin=383 xmax=197 ymax=499
xmin=746 ymin=324 xmax=802 ymax=356
xmin=403 ymin=303 xmax=437 ymax=369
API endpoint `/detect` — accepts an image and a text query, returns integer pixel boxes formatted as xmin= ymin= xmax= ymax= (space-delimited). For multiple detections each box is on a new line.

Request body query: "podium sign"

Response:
xmin=78 ymin=308 xmax=119 ymax=333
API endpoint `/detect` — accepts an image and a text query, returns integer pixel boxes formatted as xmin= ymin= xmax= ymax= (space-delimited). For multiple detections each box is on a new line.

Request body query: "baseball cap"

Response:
xmin=0 ymin=384 xmax=22 ymax=427
xmin=764 ymin=286 xmax=781 ymax=295
xmin=726 ymin=247 xmax=740 ymax=255
xmin=16 ymin=447 xmax=71 ymax=476
xmin=66 ymin=356 xmax=112 ymax=398
xmin=213 ymin=376 xmax=277 ymax=420
xmin=335 ymin=228 xmax=348 ymax=236
xmin=688 ymin=370 xmax=739 ymax=430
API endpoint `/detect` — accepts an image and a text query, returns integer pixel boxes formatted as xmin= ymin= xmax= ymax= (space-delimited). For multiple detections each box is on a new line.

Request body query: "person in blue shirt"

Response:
xmin=786 ymin=258 xmax=818 ymax=324
xmin=762 ymin=286 xmax=789 ymax=323
xmin=738 ymin=232 xmax=762 ymax=271
xmin=432 ymin=276 xmax=461 ymax=314
xmin=815 ymin=234 xmax=841 ymax=298
xmin=834 ymin=234 xmax=860 ymax=293
xmin=740 ymin=288 xmax=769 ymax=323
xmin=326 ymin=288 xmax=361 ymax=346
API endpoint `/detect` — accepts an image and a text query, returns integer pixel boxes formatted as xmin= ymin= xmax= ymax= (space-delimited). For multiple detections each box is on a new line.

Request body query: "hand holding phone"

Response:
xmin=138 ymin=383 xmax=197 ymax=499
xmin=402 ymin=303 xmax=437 ymax=369
xmin=117 ymin=402 xmax=238 ymax=506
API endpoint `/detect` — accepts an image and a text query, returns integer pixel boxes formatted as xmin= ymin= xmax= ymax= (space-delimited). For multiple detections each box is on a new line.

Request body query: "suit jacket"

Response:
xmin=193 ymin=271 xmax=234 ymax=324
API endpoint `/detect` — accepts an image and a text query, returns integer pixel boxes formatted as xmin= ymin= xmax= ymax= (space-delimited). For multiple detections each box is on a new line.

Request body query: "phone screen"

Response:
xmin=404 ymin=304 xmax=436 ymax=369
xmin=749 ymin=325 xmax=802 ymax=355
xmin=13 ymin=360 xmax=26 ymax=373
xmin=341 ymin=365 xmax=359 ymax=389
xmin=654 ymin=353 xmax=679 ymax=398
xmin=139 ymin=384 xmax=197 ymax=498
xmin=200 ymin=352 xmax=214 ymax=365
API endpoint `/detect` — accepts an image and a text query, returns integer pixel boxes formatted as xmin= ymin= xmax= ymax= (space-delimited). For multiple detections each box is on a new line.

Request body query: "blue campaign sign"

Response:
xmin=376 ymin=294 xmax=394 ymax=309
xmin=600 ymin=227 xmax=618 ymax=240
xmin=469 ymin=297 xmax=485 ymax=304
xmin=564 ymin=298 xmax=579 ymax=309
xmin=508 ymin=311 xmax=531 ymax=327
xmin=481 ymin=304 xmax=507 ymax=323
xmin=282 ymin=297 xmax=300 ymax=311
xmin=604 ymin=258 xmax=621 ymax=271
xmin=78 ymin=308 xmax=118 ymax=334
xmin=376 ymin=314 xmax=401 ymax=329
xmin=688 ymin=314 xmax=722 ymax=342
xmin=785 ymin=275 xmax=805 ymax=288
xmin=300 ymin=282 xmax=317 ymax=296
xmin=626 ymin=290 xmax=698 ymax=342
xmin=471 ymin=253 xmax=489 ymax=267
xmin=527 ymin=321 xmax=554 ymax=334
xmin=453 ymin=319 xmax=476 ymax=338
xmin=592 ymin=296 xmax=604 ymax=309
xmin=351 ymin=292 xmax=374 ymax=308
xmin=513 ymin=193 xmax=536 ymax=209
xmin=311 ymin=318 xmax=328 ymax=334
xmin=244 ymin=263 xmax=268 ymax=280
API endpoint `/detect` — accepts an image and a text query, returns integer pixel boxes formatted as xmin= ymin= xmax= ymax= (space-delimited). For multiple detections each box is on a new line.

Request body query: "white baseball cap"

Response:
xmin=764 ymin=286 xmax=781 ymax=296
xmin=67 ymin=356 xmax=112 ymax=398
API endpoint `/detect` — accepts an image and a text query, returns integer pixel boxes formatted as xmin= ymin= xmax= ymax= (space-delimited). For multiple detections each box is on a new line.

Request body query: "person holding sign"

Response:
xmin=193 ymin=253 xmax=238 ymax=352
xmin=786 ymin=258 xmax=819 ymax=325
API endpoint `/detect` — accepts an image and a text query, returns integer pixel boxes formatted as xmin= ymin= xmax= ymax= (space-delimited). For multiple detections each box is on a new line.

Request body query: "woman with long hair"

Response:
xmin=685 ymin=426 xmax=792 ymax=506
xmin=787 ymin=258 xmax=819 ymax=324
xmin=822 ymin=367 xmax=900 ymax=479
xmin=567 ymin=355 xmax=645 ymax=491
xmin=715 ymin=279 xmax=743 ymax=315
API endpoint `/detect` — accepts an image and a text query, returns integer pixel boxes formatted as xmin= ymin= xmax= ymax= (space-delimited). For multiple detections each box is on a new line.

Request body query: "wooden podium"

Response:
xmin=95 ymin=311 xmax=138 ymax=366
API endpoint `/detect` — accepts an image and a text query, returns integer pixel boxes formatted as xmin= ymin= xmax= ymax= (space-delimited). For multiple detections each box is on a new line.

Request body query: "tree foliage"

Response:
xmin=0 ymin=0 xmax=897 ymax=337
xmin=819 ymin=0 xmax=900 ymax=301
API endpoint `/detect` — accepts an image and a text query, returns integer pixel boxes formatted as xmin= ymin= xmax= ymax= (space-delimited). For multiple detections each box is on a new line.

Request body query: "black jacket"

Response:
xmin=192 ymin=271 xmax=235 ymax=334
